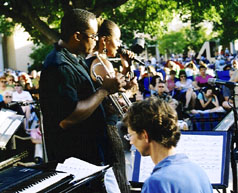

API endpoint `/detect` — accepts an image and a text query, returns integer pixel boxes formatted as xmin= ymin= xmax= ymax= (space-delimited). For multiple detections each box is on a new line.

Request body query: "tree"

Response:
xmin=104 ymin=0 xmax=178 ymax=46
xmin=0 ymin=0 xmax=129 ymax=44
xmin=158 ymin=25 xmax=214 ymax=56
xmin=28 ymin=44 xmax=53 ymax=72
xmin=0 ymin=15 xmax=15 ymax=36
xmin=158 ymin=31 xmax=187 ymax=56
xmin=1 ymin=0 xmax=238 ymax=46
xmin=176 ymin=0 xmax=238 ymax=45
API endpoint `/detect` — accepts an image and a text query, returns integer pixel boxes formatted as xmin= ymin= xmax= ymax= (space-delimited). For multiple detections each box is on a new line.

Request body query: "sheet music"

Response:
xmin=176 ymin=134 xmax=223 ymax=184
xmin=0 ymin=118 xmax=13 ymax=134
xmin=0 ymin=110 xmax=24 ymax=149
xmin=5 ymin=119 xmax=22 ymax=135
xmin=0 ymin=110 xmax=17 ymax=134
xmin=56 ymin=157 xmax=109 ymax=182
xmin=136 ymin=133 xmax=225 ymax=184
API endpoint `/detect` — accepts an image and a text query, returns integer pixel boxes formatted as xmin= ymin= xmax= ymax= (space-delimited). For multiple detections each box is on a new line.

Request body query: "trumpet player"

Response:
xmin=85 ymin=19 xmax=138 ymax=193
xmin=40 ymin=9 xmax=127 ymax=193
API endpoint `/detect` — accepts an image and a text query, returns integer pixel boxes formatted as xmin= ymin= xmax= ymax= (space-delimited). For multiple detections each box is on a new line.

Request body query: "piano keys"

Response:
xmin=0 ymin=166 xmax=74 ymax=193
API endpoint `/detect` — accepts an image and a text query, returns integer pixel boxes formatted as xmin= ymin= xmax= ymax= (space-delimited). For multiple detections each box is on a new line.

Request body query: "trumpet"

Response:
xmin=91 ymin=52 xmax=132 ymax=116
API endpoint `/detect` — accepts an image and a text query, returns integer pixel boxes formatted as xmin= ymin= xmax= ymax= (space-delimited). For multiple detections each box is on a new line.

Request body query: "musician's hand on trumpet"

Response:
xmin=124 ymin=76 xmax=139 ymax=98
xmin=101 ymin=72 xmax=126 ymax=95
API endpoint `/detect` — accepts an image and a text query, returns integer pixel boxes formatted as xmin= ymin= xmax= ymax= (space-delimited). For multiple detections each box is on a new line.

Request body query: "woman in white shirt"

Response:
xmin=175 ymin=70 xmax=197 ymax=110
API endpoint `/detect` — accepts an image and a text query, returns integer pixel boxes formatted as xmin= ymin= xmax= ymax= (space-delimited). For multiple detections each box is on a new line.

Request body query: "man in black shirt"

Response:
xmin=39 ymin=7 xmax=126 ymax=177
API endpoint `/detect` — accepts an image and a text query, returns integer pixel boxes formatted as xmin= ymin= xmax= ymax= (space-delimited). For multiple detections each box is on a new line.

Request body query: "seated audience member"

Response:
xmin=194 ymin=65 xmax=213 ymax=89
xmin=139 ymin=66 xmax=156 ymax=99
xmin=174 ymin=70 xmax=196 ymax=110
xmin=184 ymin=61 xmax=198 ymax=79
xmin=232 ymin=60 xmax=238 ymax=70
xmin=0 ymin=90 xmax=24 ymax=115
xmin=149 ymin=75 xmax=160 ymax=96
xmin=0 ymin=77 xmax=11 ymax=95
xmin=166 ymin=70 xmax=177 ymax=96
xmin=151 ymin=78 xmax=171 ymax=101
xmin=165 ymin=60 xmax=180 ymax=77
xmin=12 ymin=81 xmax=33 ymax=129
xmin=222 ymin=69 xmax=238 ymax=110
xmin=0 ymin=90 xmax=28 ymax=135
xmin=168 ymin=98 xmax=189 ymax=130
xmin=191 ymin=86 xmax=225 ymax=114
xmin=122 ymin=97 xmax=213 ymax=193
xmin=5 ymin=74 xmax=16 ymax=89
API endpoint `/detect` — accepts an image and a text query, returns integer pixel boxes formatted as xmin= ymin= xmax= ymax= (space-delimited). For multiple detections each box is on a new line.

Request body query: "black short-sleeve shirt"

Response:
xmin=39 ymin=44 xmax=111 ymax=164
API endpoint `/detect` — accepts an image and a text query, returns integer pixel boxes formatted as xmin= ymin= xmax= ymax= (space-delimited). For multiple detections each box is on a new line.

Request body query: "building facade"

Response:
xmin=0 ymin=25 xmax=34 ymax=74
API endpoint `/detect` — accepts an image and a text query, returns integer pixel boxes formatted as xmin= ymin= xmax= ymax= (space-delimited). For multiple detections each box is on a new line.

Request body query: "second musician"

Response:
xmin=86 ymin=19 xmax=135 ymax=193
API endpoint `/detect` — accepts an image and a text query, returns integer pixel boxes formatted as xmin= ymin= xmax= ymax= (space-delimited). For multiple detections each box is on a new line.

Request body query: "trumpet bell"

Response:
xmin=90 ymin=62 xmax=115 ymax=82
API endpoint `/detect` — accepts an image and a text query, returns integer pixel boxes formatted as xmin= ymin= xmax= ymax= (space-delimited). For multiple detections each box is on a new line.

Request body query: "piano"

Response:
xmin=0 ymin=166 xmax=74 ymax=193
xmin=0 ymin=164 xmax=107 ymax=193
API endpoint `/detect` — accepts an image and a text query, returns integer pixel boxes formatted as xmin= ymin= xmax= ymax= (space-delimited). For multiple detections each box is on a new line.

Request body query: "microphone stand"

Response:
xmin=34 ymin=101 xmax=48 ymax=163
xmin=227 ymin=85 xmax=238 ymax=193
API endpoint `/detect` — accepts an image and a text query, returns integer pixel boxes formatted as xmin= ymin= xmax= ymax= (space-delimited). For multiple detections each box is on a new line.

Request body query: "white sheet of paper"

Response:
xmin=56 ymin=157 xmax=109 ymax=182
xmin=137 ymin=134 xmax=224 ymax=184
xmin=176 ymin=134 xmax=223 ymax=184
xmin=5 ymin=119 xmax=22 ymax=135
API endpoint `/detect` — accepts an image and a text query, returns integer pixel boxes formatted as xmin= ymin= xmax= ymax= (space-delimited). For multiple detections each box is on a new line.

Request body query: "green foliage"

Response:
xmin=28 ymin=44 xmax=53 ymax=72
xmin=175 ymin=0 xmax=238 ymax=45
xmin=158 ymin=31 xmax=187 ymax=55
xmin=0 ymin=15 xmax=15 ymax=36
xmin=158 ymin=25 xmax=214 ymax=56
xmin=103 ymin=0 xmax=178 ymax=47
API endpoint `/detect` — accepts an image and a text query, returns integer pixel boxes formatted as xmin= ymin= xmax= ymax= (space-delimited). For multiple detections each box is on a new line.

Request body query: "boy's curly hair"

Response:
xmin=123 ymin=97 xmax=181 ymax=148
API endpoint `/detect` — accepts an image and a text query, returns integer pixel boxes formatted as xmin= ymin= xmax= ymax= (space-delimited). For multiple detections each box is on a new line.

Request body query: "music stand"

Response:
xmin=223 ymin=83 xmax=238 ymax=193
xmin=0 ymin=109 xmax=24 ymax=150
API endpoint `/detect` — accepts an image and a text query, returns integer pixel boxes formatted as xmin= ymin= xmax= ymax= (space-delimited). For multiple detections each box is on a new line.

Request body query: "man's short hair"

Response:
xmin=170 ymin=70 xmax=176 ymax=75
xmin=123 ymin=97 xmax=181 ymax=148
xmin=14 ymin=81 xmax=23 ymax=87
xmin=199 ymin=65 xmax=207 ymax=70
xmin=60 ymin=9 xmax=96 ymax=42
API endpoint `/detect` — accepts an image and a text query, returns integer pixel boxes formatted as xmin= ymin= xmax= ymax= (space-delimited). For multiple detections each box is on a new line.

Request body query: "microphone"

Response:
xmin=7 ymin=101 xmax=37 ymax=107
xmin=208 ymin=78 xmax=238 ymax=88
xmin=117 ymin=47 xmax=145 ymax=66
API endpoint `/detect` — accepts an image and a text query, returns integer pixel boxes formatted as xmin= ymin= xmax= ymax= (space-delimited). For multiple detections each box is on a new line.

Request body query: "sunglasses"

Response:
xmin=5 ymin=96 xmax=12 ymax=98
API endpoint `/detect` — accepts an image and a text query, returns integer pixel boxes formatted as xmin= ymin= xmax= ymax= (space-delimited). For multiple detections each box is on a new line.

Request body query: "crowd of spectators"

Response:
xmin=134 ymin=51 xmax=238 ymax=129
xmin=0 ymin=69 xmax=42 ymax=163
